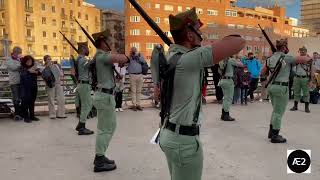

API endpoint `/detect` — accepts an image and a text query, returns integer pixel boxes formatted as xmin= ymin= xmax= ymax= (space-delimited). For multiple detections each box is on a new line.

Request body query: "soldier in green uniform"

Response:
xmin=91 ymin=30 xmax=129 ymax=172
xmin=290 ymin=46 xmax=312 ymax=113
xmin=74 ymin=42 xmax=94 ymax=135
xmin=219 ymin=57 xmax=243 ymax=121
xmin=154 ymin=8 xmax=245 ymax=180
xmin=261 ymin=39 xmax=312 ymax=143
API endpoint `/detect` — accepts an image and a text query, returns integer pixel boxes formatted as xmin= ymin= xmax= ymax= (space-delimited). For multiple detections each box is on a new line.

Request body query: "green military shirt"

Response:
xmin=294 ymin=64 xmax=308 ymax=76
xmin=267 ymin=52 xmax=295 ymax=82
xmin=95 ymin=49 xmax=114 ymax=89
xmin=77 ymin=55 xmax=90 ymax=81
xmin=220 ymin=58 xmax=238 ymax=78
xmin=167 ymin=44 xmax=214 ymax=126
xmin=150 ymin=47 xmax=161 ymax=85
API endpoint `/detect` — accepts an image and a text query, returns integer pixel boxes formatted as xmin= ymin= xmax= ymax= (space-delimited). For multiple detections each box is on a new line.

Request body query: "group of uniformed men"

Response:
xmin=70 ymin=6 xmax=314 ymax=180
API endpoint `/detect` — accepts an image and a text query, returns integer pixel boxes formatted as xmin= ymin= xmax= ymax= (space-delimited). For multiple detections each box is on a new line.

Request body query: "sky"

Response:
xmin=85 ymin=0 xmax=300 ymax=18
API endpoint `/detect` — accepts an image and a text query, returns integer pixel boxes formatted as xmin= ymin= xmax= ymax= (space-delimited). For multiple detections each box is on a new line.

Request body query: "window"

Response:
xmin=208 ymin=34 xmax=219 ymax=39
xmin=44 ymin=45 xmax=48 ymax=52
xmin=164 ymin=5 xmax=174 ymax=11
xmin=52 ymin=6 xmax=56 ymax=13
xmin=53 ymin=32 xmax=57 ymax=38
xmin=85 ymin=14 xmax=88 ymax=20
xmin=62 ymin=21 xmax=65 ymax=28
xmin=69 ymin=0 xmax=73 ymax=3
xmin=246 ymin=46 xmax=252 ymax=52
xmin=225 ymin=10 xmax=231 ymax=16
xmin=227 ymin=24 xmax=235 ymax=29
xmin=130 ymin=42 xmax=140 ymax=51
xmin=208 ymin=9 xmax=218 ymax=16
xmin=247 ymin=25 xmax=253 ymax=29
xmin=196 ymin=8 xmax=203 ymax=14
xmin=27 ymin=29 xmax=32 ymax=37
xmin=79 ymin=36 xmax=82 ymax=41
xmin=54 ymin=46 xmax=58 ymax=53
xmin=145 ymin=3 xmax=151 ymax=8
xmin=146 ymin=30 xmax=151 ymax=36
xmin=130 ymin=16 xmax=140 ymax=22
xmin=41 ymin=3 xmax=45 ymax=11
xmin=26 ymin=14 xmax=31 ymax=22
xmin=186 ymin=7 xmax=190 ymax=10
xmin=207 ymin=22 xmax=217 ymax=27
xmin=63 ymin=47 xmax=67 ymax=53
xmin=43 ymin=31 xmax=47 ymax=38
xmin=27 ymin=44 xmax=32 ymax=52
xmin=178 ymin=6 xmax=183 ymax=12
xmin=70 ymin=10 xmax=73 ymax=18
xmin=42 ymin=17 xmax=46 ymax=24
xmin=78 ymin=0 xmax=81 ymax=6
xmin=225 ymin=10 xmax=237 ymax=17
xmin=146 ymin=43 xmax=156 ymax=50
xmin=61 ymin=8 xmax=65 ymax=15
xmin=237 ymin=25 xmax=244 ymax=29
xmin=155 ymin=17 xmax=160 ymax=24
xmin=130 ymin=29 xmax=140 ymax=36
xmin=232 ymin=11 xmax=237 ymax=17
xmin=78 ymin=12 xmax=81 ymax=19
xmin=245 ymin=36 xmax=252 ymax=41
xmin=155 ymin=4 xmax=160 ymax=9
xmin=164 ymin=18 xmax=169 ymax=25
xmin=52 ymin=19 xmax=57 ymax=26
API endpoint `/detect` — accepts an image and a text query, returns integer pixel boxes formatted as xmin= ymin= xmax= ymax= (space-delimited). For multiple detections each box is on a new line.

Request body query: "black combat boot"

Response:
xmin=75 ymin=121 xmax=81 ymax=131
xmin=93 ymin=155 xmax=115 ymax=165
xmin=268 ymin=124 xmax=273 ymax=139
xmin=94 ymin=155 xmax=117 ymax=173
xmin=270 ymin=129 xmax=287 ymax=143
xmin=77 ymin=122 xmax=94 ymax=135
xmin=76 ymin=107 xmax=80 ymax=118
xmin=305 ymin=102 xmax=310 ymax=113
xmin=290 ymin=101 xmax=298 ymax=111
xmin=221 ymin=109 xmax=235 ymax=121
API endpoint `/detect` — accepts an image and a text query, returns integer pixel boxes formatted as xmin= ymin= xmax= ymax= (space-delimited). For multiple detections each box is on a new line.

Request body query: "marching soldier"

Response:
xmin=219 ymin=57 xmax=243 ymax=121
xmin=74 ymin=42 xmax=95 ymax=135
xmin=261 ymin=39 xmax=312 ymax=143
xmin=290 ymin=46 xmax=312 ymax=113
xmin=91 ymin=30 xmax=129 ymax=172
xmin=157 ymin=8 xmax=245 ymax=180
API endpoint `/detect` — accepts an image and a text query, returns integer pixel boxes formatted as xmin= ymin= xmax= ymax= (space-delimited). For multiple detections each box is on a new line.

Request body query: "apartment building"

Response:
xmin=125 ymin=0 xmax=309 ymax=60
xmin=0 ymin=0 xmax=101 ymax=61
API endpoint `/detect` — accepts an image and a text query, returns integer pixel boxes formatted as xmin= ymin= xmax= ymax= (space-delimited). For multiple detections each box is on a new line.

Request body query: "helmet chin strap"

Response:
xmin=187 ymin=24 xmax=203 ymax=42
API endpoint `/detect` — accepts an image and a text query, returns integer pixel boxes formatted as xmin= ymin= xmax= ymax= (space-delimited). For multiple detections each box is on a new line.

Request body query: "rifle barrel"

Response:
xmin=59 ymin=31 xmax=79 ymax=53
xmin=258 ymin=24 xmax=277 ymax=53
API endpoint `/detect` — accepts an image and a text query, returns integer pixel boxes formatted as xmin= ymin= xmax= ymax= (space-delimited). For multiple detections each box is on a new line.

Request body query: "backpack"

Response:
xmin=41 ymin=66 xmax=56 ymax=88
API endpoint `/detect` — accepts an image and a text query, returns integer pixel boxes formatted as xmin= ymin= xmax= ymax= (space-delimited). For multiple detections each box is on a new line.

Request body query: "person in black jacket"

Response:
xmin=20 ymin=55 xmax=41 ymax=123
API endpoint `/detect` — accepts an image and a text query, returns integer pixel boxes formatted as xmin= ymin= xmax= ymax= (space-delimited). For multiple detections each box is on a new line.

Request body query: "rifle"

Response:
xmin=59 ymin=31 xmax=79 ymax=84
xmin=74 ymin=17 xmax=111 ymax=51
xmin=59 ymin=31 xmax=79 ymax=54
xmin=128 ymin=0 xmax=172 ymax=46
xmin=258 ymin=25 xmax=283 ymax=88
xmin=258 ymin=24 xmax=276 ymax=53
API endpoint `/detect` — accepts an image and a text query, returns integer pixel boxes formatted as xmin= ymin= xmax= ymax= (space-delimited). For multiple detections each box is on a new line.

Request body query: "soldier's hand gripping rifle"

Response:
xmin=59 ymin=31 xmax=79 ymax=84
xmin=258 ymin=24 xmax=282 ymax=88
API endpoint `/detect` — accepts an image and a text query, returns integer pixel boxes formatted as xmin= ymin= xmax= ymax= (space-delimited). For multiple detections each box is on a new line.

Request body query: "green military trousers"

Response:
xmin=75 ymin=90 xmax=80 ymax=108
xmin=93 ymin=91 xmax=116 ymax=156
xmin=293 ymin=77 xmax=310 ymax=103
xmin=268 ymin=84 xmax=289 ymax=130
xmin=159 ymin=128 xmax=203 ymax=180
xmin=76 ymin=83 xmax=93 ymax=123
xmin=220 ymin=79 xmax=234 ymax=112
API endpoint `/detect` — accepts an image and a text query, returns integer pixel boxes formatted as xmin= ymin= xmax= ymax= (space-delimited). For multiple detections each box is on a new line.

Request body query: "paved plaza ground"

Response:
xmin=0 ymin=101 xmax=319 ymax=180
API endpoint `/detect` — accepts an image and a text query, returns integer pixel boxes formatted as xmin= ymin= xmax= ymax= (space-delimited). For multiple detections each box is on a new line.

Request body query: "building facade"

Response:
xmin=0 ymin=0 xmax=101 ymax=61
xmin=301 ymin=0 xmax=320 ymax=36
xmin=125 ymin=0 xmax=308 ymax=60
xmin=101 ymin=9 xmax=125 ymax=53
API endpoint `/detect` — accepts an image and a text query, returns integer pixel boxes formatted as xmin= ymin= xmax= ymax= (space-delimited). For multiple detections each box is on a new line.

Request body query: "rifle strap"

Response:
xmin=267 ymin=55 xmax=285 ymax=85
xmin=222 ymin=59 xmax=228 ymax=76
xmin=192 ymin=68 xmax=205 ymax=125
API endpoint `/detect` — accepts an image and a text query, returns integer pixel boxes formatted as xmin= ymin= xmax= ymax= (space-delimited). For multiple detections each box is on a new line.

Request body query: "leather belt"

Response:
xmin=98 ymin=88 xmax=114 ymax=95
xmin=272 ymin=81 xmax=289 ymax=86
xmin=222 ymin=76 xmax=233 ymax=80
xmin=78 ymin=80 xmax=90 ymax=84
xmin=296 ymin=75 xmax=308 ymax=78
xmin=164 ymin=121 xmax=200 ymax=136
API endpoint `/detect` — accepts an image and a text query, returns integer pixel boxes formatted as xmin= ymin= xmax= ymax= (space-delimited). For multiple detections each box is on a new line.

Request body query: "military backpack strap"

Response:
xmin=192 ymin=68 xmax=204 ymax=125
xmin=222 ymin=59 xmax=228 ymax=77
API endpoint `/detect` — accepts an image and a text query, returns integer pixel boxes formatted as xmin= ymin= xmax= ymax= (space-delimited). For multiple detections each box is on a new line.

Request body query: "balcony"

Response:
xmin=95 ymin=21 xmax=100 ymax=26
xmin=26 ymin=36 xmax=35 ymax=42
xmin=61 ymin=14 xmax=68 ymax=20
xmin=0 ymin=19 xmax=5 ymax=26
xmin=25 ymin=6 xmax=33 ymax=13
xmin=70 ymin=28 xmax=76 ymax=34
xmin=25 ymin=21 xmax=34 ymax=27
xmin=61 ymin=27 xmax=68 ymax=32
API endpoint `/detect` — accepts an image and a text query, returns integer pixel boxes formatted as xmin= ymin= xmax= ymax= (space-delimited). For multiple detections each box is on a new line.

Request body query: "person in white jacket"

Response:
xmin=114 ymin=63 xmax=126 ymax=112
